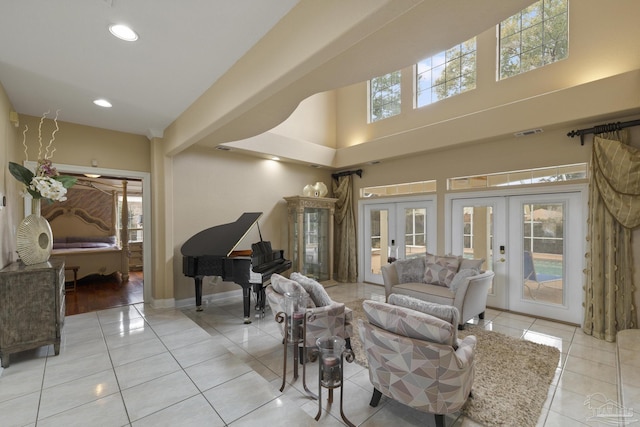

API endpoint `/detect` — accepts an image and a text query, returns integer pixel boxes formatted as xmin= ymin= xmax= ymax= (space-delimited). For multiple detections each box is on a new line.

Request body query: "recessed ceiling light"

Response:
xmin=93 ymin=99 xmax=112 ymax=108
xmin=109 ymin=24 xmax=138 ymax=42
xmin=271 ymin=156 xmax=280 ymax=161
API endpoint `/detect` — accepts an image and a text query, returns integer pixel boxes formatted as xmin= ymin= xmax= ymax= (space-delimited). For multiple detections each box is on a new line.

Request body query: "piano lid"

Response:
xmin=181 ymin=212 xmax=263 ymax=258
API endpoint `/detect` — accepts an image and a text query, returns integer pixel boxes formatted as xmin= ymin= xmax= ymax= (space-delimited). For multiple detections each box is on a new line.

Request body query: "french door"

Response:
xmin=450 ymin=197 xmax=506 ymax=309
xmin=448 ymin=188 xmax=585 ymax=324
xmin=361 ymin=197 xmax=436 ymax=284
xmin=507 ymin=192 xmax=583 ymax=323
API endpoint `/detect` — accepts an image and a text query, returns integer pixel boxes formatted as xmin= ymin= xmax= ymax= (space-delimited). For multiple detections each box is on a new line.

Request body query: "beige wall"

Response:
xmin=18 ymin=115 xmax=151 ymax=173
xmin=334 ymin=0 xmax=640 ymax=166
xmin=171 ymin=146 xmax=332 ymax=301
xmin=270 ymin=91 xmax=337 ymax=148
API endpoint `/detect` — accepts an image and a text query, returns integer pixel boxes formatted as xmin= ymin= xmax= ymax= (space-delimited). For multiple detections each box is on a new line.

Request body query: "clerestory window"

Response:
xmin=369 ymin=70 xmax=401 ymax=122
xmin=498 ymin=0 xmax=568 ymax=80
xmin=416 ymin=37 xmax=476 ymax=108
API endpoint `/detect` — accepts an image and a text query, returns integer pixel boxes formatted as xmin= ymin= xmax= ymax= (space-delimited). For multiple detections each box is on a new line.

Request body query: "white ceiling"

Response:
xmin=0 ymin=0 xmax=299 ymax=139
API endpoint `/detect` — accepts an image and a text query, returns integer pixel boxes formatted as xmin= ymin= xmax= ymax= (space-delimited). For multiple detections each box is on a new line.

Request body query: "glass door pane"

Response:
xmin=450 ymin=197 xmax=506 ymax=309
xmin=462 ymin=205 xmax=492 ymax=274
xmin=396 ymin=200 xmax=436 ymax=263
xmin=522 ymin=203 xmax=564 ymax=304
xmin=363 ymin=204 xmax=393 ymax=283
xmin=508 ymin=192 xmax=583 ymax=324
xmin=303 ymin=208 xmax=330 ymax=281
xmin=403 ymin=208 xmax=427 ymax=259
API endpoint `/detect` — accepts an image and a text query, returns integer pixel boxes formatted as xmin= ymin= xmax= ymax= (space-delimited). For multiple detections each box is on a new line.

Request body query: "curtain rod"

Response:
xmin=567 ymin=119 xmax=640 ymax=145
xmin=331 ymin=169 xmax=363 ymax=180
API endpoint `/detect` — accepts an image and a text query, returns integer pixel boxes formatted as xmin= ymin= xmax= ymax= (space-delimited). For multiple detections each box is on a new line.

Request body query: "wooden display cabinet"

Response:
xmin=284 ymin=196 xmax=337 ymax=283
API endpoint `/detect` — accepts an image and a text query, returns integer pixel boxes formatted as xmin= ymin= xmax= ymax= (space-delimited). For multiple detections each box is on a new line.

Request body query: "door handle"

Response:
xmin=499 ymin=258 xmax=506 ymax=263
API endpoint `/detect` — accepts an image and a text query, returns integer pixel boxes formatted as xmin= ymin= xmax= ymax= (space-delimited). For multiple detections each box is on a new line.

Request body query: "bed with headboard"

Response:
xmin=44 ymin=185 xmax=130 ymax=283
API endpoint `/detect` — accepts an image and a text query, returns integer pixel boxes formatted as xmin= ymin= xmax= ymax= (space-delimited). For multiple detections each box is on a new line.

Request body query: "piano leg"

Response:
xmin=194 ymin=276 xmax=203 ymax=311
xmin=253 ymin=283 xmax=266 ymax=317
xmin=242 ymin=286 xmax=252 ymax=323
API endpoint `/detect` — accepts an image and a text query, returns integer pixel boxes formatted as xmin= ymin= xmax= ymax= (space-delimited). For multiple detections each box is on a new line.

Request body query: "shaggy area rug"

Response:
xmin=345 ymin=299 xmax=559 ymax=427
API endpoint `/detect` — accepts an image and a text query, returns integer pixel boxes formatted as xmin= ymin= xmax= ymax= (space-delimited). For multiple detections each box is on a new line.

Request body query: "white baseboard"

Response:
xmin=149 ymin=298 xmax=176 ymax=309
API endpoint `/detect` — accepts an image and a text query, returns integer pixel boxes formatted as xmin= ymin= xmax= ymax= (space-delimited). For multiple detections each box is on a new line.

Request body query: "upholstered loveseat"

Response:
xmin=381 ymin=254 xmax=494 ymax=329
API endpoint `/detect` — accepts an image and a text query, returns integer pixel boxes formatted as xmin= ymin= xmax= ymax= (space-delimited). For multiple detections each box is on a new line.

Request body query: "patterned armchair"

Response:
xmin=357 ymin=298 xmax=476 ymax=427
xmin=265 ymin=273 xmax=352 ymax=350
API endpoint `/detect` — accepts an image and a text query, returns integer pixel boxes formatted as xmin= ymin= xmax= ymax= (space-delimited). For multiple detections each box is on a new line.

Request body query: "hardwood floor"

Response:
xmin=64 ymin=271 xmax=144 ymax=316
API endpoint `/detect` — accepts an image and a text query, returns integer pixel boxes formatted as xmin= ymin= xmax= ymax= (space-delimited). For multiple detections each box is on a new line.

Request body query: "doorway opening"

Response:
xmin=30 ymin=161 xmax=152 ymax=315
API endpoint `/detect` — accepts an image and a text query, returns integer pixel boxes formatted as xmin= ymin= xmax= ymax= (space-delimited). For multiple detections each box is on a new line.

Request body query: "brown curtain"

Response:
xmin=332 ymin=175 xmax=357 ymax=282
xmin=583 ymin=130 xmax=640 ymax=341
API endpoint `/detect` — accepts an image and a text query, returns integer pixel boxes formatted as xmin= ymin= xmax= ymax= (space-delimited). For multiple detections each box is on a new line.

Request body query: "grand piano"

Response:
xmin=181 ymin=212 xmax=291 ymax=323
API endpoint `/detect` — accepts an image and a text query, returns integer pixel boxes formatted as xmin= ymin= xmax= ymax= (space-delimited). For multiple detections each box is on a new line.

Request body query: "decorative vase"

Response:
xmin=16 ymin=199 xmax=53 ymax=265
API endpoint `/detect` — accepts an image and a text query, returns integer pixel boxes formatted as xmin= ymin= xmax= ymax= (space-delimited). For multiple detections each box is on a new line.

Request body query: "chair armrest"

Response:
xmin=453 ymin=270 xmax=493 ymax=299
xmin=381 ymin=263 xmax=399 ymax=299
xmin=308 ymin=301 xmax=345 ymax=317
xmin=452 ymin=271 xmax=495 ymax=323
xmin=454 ymin=335 xmax=477 ymax=368
xmin=265 ymin=285 xmax=284 ymax=315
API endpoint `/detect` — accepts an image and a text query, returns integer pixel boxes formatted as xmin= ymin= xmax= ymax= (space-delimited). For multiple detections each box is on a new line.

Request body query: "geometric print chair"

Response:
xmin=357 ymin=299 xmax=476 ymax=427
xmin=265 ymin=273 xmax=352 ymax=352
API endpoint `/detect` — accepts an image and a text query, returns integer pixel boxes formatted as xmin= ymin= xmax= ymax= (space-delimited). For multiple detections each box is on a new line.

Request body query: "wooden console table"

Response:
xmin=0 ymin=258 xmax=65 ymax=368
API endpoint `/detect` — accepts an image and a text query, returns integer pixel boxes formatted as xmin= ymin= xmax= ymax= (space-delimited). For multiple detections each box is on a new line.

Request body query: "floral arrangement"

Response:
xmin=8 ymin=110 xmax=77 ymax=203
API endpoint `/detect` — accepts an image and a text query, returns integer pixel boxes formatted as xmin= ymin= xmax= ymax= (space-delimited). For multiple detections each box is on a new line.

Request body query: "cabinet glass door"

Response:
xmin=303 ymin=207 xmax=330 ymax=281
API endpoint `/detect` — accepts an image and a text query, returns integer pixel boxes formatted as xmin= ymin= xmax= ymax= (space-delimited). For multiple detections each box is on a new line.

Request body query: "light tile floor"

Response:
xmin=0 ymin=283 xmax=623 ymax=426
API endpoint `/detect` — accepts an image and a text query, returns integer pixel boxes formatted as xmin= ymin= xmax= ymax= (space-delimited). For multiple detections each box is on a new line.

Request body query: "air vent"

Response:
xmin=514 ymin=128 xmax=544 ymax=137
xmin=367 ymin=160 xmax=381 ymax=165
xmin=310 ymin=164 xmax=322 ymax=168
xmin=215 ymin=146 xmax=232 ymax=151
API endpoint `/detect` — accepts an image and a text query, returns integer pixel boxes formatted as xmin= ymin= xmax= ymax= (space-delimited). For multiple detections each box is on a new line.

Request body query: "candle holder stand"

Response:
xmin=275 ymin=304 xmax=317 ymax=398
xmin=314 ymin=336 xmax=355 ymax=427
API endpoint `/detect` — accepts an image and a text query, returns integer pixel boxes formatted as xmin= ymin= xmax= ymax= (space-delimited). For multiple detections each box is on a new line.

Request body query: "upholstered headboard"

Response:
xmin=47 ymin=207 xmax=114 ymax=238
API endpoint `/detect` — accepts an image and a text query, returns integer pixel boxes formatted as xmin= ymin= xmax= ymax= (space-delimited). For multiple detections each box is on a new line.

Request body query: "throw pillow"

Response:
xmin=290 ymin=272 xmax=333 ymax=307
xmin=388 ymin=293 xmax=459 ymax=345
xmin=362 ymin=300 xmax=455 ymax=346
xmin=449 ymin=268 xmax=480 ymax=294
xmin=459 ymin=257 xmax=485 ymax=272
xmin=393 ymin=257 xmax=425 ymax=283
xmin=270 ymin=273 xmax=315 ymax=308
xmin=424 ymin=252 xmax=436 ymax=264
xmin=423 ymin=256 xmax=459 ymax=286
